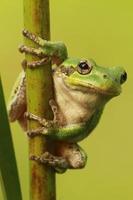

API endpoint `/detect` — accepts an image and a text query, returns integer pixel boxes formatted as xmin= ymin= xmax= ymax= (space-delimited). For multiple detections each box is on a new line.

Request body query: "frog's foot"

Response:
xmin=27 ymin=58 xmax=50 ymax=69
xmin=25 ymin=99 xmax=59 ymax=126
xmin=21 ymin=58 xmax=50 ymax=69
xmin=20 ymin=29 xmax=67 ymax=66
xmin=29 ymin=143 xmax=87 ymax=173
xmin=19 ymin=44 xmax=47 ymax=58
xmin=26 ymin=127 xmax=48 ymax=137
xmin=30 ymin=152 xmax=68 ymax=173
xmin=22 ymin=29 xmax=45 ymax=47
xmin=25 ymin=99 xmax=59 ymax=137
xmin=19 ymin=29 xmax=48 ymax=59
xmin=19 ymin=30 xmax=51 ymax=69
xmin=19 ymin=34 xmax=51 ymax=69
xmin=25 ymin=111 xmax=53 ymax=128
xmin=19 ymin=44 xmax=51 ymax=68
xmin=25 ymin=113 xmax=53 ymax=137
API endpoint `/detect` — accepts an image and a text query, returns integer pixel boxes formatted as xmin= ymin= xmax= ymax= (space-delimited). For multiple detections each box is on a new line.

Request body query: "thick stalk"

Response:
xmin=23 ymin=0 xmax=56 ymax=199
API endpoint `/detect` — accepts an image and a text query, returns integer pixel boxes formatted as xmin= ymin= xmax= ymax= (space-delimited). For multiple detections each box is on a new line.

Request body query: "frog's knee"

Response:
xmin=68 ymin=147 xmax=87 ymax=169
xmin=70 ymin=153 xmax=87 ymax=169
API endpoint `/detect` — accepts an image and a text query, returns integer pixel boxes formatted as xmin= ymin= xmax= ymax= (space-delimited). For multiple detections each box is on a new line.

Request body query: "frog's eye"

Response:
xmin=77 ymin=60 xmax=92 ymax=75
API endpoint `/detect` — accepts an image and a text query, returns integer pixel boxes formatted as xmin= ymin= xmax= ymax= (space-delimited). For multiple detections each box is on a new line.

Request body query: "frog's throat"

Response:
xmin=64 ymin=78 xmax=121 ymax=97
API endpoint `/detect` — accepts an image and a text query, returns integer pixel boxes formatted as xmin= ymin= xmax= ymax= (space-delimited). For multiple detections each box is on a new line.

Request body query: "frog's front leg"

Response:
xmin=30 ymin=143 xmax=87 ymax=173
xmin=19 ymin=29 xmax=68 ymax=66
xmin=21 ymin=56 xmax=50 ymax=69
xmin=26 ymin=99 xmax=59 ymax=137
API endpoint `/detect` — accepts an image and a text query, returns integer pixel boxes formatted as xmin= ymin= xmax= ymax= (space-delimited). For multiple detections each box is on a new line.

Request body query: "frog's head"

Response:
xmin=59 ymin=58 xmax=127 ymax=98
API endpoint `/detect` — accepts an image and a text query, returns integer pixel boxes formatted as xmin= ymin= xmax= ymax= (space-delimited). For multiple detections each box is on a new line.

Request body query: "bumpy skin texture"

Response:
xmin=8 ymin=30 xmax=127 ymax=173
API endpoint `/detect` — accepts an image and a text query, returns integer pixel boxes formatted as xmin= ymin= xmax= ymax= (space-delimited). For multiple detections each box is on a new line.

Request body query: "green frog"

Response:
xmin=8 ymin=30 xmax=127 ymax=173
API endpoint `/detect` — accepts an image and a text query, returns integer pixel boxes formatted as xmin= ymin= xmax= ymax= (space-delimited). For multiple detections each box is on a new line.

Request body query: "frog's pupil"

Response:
xmin=79 ymin=61 xmax=89 ymax=69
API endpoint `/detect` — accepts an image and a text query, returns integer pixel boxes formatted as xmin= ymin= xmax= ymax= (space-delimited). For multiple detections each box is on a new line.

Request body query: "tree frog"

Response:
xmin=8 ymin=30 xmax=127 ymax=173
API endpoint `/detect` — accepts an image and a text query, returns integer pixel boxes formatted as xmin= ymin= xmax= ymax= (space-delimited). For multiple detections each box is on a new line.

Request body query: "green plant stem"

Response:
xmin=23 ymin=0 xmax=56 ymax=199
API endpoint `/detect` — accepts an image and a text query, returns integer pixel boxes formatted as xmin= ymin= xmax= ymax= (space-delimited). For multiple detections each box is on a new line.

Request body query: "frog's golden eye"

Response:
xmin=77 ymin=60 xmax=92 ymax=75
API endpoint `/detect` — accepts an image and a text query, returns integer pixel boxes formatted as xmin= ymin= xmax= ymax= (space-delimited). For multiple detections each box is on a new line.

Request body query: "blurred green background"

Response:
xmin=0 ymin=0 xmax=132 ymax=199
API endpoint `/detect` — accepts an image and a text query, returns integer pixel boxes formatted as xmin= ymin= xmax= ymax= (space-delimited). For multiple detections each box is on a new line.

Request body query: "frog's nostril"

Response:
xmin=120 ymin=71 xmax=127 ymax=84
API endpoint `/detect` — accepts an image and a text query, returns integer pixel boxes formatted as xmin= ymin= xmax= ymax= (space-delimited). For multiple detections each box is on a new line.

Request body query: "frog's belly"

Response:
xmin=53 ymin=74 xmax=99 ymax=126
xmin=59 ymin=99 xmax=95 ymax=125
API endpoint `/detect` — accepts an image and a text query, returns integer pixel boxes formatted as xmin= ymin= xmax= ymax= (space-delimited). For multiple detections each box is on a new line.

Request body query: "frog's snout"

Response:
xmin=120 ymin=71 xmax=127 ymax=84
xmin=102 ymin=66 xmax=127 ymax=96
xmin=109 ymin=66 xmax=127 ymax=85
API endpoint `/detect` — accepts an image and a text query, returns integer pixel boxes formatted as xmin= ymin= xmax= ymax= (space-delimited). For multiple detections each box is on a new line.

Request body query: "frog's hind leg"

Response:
xmin=56 ymin=142 xmax=87 ymax=170
xmin=30 ymin=142 xmax=87 ymax=173
xmin=8 ymin=71 xmax=27 ymax=130
xmin=30 ymin=152 xmax=68 ymax=174
xmin=18 ymin=114 xmax=27 ymax=131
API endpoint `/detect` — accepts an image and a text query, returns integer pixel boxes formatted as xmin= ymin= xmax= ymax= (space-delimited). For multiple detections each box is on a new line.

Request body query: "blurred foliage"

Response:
xmin=0 ymin=77 xmax=22 ymax=200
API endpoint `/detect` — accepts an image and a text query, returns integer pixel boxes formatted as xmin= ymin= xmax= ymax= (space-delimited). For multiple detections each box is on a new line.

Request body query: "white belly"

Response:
xmin=53 ymin=74 xmax=101 ymax=126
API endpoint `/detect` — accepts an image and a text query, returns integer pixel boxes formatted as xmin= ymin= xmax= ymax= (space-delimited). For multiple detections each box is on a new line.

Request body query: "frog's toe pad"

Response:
xmin=26 ymin=127 xmax=45 ymax=137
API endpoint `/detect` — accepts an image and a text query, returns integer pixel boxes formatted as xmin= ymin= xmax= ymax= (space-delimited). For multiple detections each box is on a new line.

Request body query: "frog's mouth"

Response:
xmin=64 ymin=78 xmax=121 ymax=97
